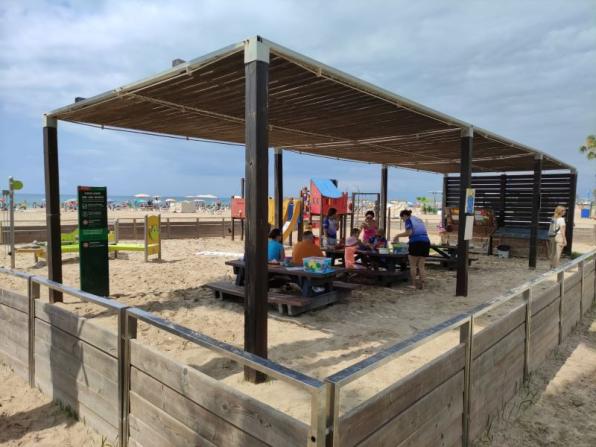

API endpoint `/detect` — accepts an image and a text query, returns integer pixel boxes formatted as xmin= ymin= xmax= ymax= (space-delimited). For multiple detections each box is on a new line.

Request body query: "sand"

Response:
xmin=0 ymin=362 xmax=105 ymax=447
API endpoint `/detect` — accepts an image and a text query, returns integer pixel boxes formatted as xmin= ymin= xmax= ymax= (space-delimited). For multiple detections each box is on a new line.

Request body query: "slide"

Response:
xmin=268 ymin=198 xmax=302 ymax=241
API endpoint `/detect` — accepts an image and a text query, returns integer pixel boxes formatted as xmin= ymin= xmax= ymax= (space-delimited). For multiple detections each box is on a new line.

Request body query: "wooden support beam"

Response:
xmin=43 ymin=116 xmax=63 ymax=302
xmin=379 ymin=165 xmax=388 ymax=234
xmin=565 ymin=170 xmax=577 ymax=256
xmin=441 ymin=174 xmax=448 ymax=227
xmin=274 ymin=148 xmax=283 ymax=230
xmin=456 ymin=128 xmax=473 ymax=297
xmin=529 ymin=155 xmax=543 ymax=268
xmin=243 ymin=38 xmax=269 ymax=384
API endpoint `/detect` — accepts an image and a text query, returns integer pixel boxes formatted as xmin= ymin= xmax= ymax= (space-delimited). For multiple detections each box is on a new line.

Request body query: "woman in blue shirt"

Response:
xmin=393 ymin=209 xmax=430 ymax=289
xmin=267 ymin=228 xmax=285 ymax=263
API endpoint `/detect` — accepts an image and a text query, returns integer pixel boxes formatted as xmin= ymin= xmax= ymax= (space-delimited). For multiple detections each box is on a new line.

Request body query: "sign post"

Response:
xmin=8 ymin=177 xmax=23 ymax=268
xmin=78 ymin=186 xmax=109 ymax=296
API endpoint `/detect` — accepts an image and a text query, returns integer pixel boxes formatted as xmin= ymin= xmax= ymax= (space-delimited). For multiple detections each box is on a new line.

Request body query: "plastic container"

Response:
xmin=303 ymin=256 xmax=332 ymax=273
xmin=392 ymin=242 xmax=409 ymax=255
xmin=581 ymin=208 xmax=590 ymax=218
xmin=496 ymin=244 xmax=510 ymax=258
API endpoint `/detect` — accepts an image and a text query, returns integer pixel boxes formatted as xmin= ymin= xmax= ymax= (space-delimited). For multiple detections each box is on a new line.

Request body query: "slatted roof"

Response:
xmin=46 ymin=36 xmax=573 ymax=174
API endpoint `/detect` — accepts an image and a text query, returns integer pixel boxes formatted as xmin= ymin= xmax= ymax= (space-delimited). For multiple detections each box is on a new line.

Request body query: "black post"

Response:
xmin=499 ymin=174 xmax=507 ymax=227
xmin=274 ymin=148 xmax=283 ymax=230
xmin=565 ymin=169 xmax=577 ymax=255
xmin=379 ymin=165 xmax=388 ymax=235
xmin=243 ymin=38 xmax=269 ymax=383
xmin=529 ymin=155 xmax=543 ymax=268
xmin=456 ymin=128 xmax=473 ymax=297
xmin=442 ymin=174 xmax=448 ymax=227
xmin=43 ymin=116 xmax=63 ymax=302
xmin=240 ymin=177 xmax=245 ymax=240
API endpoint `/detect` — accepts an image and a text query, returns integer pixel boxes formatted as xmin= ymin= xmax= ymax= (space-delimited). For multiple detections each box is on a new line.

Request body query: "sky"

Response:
xmin=0 ymin=0 xmax=595 ymax=201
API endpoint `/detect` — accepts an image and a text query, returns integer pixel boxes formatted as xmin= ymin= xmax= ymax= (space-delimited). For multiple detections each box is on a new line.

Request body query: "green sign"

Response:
xmin=78 ymin=186 xmax=109 ymax=296
xmin=10 ymin=179 xmax=23 ymax=190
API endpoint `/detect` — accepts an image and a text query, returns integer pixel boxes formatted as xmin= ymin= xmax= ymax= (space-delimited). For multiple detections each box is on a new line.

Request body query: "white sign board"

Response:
xmin=464 ymin=215 xmax=474 ymax=241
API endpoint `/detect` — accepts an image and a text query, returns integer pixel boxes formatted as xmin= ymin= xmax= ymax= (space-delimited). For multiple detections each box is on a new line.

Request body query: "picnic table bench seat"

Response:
xmin=204 ymin=281 xmax=343 ymax=316
xmin=339 ymin=267 xmax=409 ymax=287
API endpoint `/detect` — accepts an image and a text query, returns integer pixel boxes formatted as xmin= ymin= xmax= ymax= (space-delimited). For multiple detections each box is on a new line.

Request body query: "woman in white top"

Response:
xmin=548 ymin=205 xmax=567 ymax=268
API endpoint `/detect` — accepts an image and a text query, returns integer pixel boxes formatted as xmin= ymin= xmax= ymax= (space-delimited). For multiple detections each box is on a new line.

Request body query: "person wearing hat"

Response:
xmin=393 ymin=209 xmax=430 ymax=289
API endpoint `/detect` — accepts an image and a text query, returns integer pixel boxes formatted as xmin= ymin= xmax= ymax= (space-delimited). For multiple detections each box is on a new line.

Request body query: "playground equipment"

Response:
xmin=231 ymin=197 xmax=303 ymax=242
xmin=17 ymin=215 xmax=161 ymax=263
xmin=303 ymin=179 xmax=349 ymax=245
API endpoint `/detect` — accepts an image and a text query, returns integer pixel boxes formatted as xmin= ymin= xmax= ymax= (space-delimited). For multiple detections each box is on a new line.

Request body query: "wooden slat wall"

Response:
xmin=446 ymin=173 xmax=572 ymax=229
xmin=129 ymin=341 xmax=309 ymax=447
xmin=33 ymin=305 xmax=120 ymax=443
xmin=3 ymin=220 xmax=242 ymax=244
xmin=337 ymin=344 xmax=465 ymax=447
xmin=0 ymin=290 xmax=29 ymax=380
xmin=469 ymin=320 xmax=526 ymax=440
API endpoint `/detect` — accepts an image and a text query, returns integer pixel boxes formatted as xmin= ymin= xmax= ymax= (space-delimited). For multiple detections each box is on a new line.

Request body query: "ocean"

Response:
xmin=8 ymin=193 xmax=230 ymax=206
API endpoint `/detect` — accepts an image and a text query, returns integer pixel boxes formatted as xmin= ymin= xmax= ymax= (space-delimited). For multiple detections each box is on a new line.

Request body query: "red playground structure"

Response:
xmin=303 ymin=179 xmax=349 ymax=244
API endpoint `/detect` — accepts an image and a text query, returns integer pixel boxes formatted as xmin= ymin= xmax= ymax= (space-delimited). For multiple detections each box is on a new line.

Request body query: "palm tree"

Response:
xmin=579 ymin=135 xmax=596 ymax=159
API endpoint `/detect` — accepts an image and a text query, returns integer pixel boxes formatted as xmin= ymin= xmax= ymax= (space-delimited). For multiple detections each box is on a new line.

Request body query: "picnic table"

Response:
xmin=225 ymin=259 xmax=339 ymax=298
xmin=207 ymin=259 xmax=352 ymax=316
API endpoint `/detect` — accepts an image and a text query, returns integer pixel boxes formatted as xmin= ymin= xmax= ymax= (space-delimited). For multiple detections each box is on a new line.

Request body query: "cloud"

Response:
xmin=0 ymin=0 xmax=594 ymax=198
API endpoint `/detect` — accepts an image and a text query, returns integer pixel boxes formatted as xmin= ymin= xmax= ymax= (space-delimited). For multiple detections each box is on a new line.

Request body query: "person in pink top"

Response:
xmin=359 ymin=210 xmax=378 ymax=245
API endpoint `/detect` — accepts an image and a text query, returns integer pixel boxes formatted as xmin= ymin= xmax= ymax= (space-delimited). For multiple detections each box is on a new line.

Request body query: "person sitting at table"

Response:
xmin=323 ymin=207 xmax=338 ymax=248
xmin=350 ymin=227 xmax=368 ymax=250
xmin=345 ymin=236 xmax=366 ymax=269
xmin=292 ymin=231 xmax=323 ymax=266
xmin=267 ymin=228 xmax=285 ymax=264
xmin=393 ymin=209 xmax=430 ymax=290
xmin=360 ymin=210 xmax=378 ymax=244
xmin=369 ymin=228 xmax=388 ymax=250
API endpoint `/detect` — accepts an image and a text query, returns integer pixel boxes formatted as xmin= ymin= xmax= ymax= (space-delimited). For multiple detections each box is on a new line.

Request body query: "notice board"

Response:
xmin=78 ymin=186 xmax=109 ymax=296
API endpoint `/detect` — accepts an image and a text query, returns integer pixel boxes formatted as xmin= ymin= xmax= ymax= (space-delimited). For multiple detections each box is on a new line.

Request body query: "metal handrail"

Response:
xmin=326 ymin=249 xmax=596 ymax=386
xmin=128 ymin=307 xmax=323 ymax=392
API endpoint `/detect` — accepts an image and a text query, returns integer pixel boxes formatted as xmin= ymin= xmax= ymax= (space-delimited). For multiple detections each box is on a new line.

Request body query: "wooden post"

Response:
xmin=529 ymin=154 xmax=543 ymax=269
xmin=441 ymin=174 xmax=448 ymax=227
xmin=387 ymin=207 xmax=391 ymax=239
xmin=222 ymin=217 xmax=226 ymax=238
xmin=297 ymin=201 xmax=304 ymax=242
xmin=350 ymin=192 xmax=355 ymax=230
xmin=28 ymin=278 xmax=40 ymax=387
xmin=379 ymin=165 xmax=388 ymax=235
xmin=558 ymin=270 xmax=565 ymax=344
xmin=166 ymin=217 xmax=171 ymax=239
xmin=460 ymin=317 xmax=474 ymax=447
xmin=565 ymin=169 xmax=577 ymax=256
xmin=43 ymin=115 xmax=62 ymax=302
xmin=240 ymin=178 xmax=245 ymax=241
xmin=118 ymin=309 xmax=137 ymax=447
xmin=231 ymin=217 xmax=235 ymax=240
xmin=243 ymin=37 xmax=269 ymax=383
xmin=133 ymin=218 xmax=137 ymax=239
xmin=456 ymin=128 xmax=473 ymax=297
xmin=274 ymin=147 xmax=283 ymax=230
xmin=196 ymin=217 xmax=200 ymax=238
xmin=523 ymin=288 xmax=532 ymax=381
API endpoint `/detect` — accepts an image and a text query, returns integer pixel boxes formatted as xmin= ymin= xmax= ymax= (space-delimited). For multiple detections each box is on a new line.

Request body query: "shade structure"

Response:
xmin=46 ymin=37 xmax=571 ymax=174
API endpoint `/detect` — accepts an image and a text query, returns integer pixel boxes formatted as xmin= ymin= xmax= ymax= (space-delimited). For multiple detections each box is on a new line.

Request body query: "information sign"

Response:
xmin=78 ymin=186 xmax=109 ymax=296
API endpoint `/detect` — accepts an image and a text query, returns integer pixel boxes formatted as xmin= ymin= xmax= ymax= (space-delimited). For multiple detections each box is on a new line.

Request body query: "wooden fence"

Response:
xmin=1 ymin=218 xmax=242 ymax=244
xmin=0 ymin=249 xmax=595 ymax=446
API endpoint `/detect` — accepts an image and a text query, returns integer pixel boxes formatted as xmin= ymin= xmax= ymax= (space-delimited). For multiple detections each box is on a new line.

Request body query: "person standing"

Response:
xmin=393 ymin=209 xmax=430 ymax=289
xmin=323 ymin=207 xmax=338 ymax=248
xmin=548 ymin=205 xmax=567 ymax=268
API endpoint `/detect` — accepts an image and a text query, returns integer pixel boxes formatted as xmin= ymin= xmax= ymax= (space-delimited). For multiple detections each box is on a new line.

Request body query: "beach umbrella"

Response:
xmin=134 ymin=193 xmax=150 ymax=198
xmin=165 ymin=198 xmax=176 ymax=202
xmin=65 ymin=198 xmax=77 ymax=202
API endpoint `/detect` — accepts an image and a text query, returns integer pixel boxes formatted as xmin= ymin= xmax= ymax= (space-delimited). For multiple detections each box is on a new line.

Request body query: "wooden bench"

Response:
xmin=204 ymin=281 xmax=344 ymax=316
